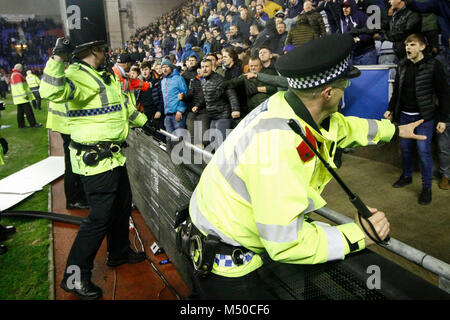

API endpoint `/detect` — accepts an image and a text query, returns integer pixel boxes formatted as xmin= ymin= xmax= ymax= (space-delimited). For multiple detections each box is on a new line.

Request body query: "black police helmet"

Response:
xmin=71 ymin=17 xmax=106 ymax=54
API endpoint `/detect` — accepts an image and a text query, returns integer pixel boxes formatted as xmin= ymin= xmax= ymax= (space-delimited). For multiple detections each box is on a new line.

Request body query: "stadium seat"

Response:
xmin=378 ymin=41 xmax=397 ymax=65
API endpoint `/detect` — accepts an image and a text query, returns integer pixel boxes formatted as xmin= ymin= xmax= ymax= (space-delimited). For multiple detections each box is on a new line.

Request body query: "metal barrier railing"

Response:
xmin=154 ymin=128 xmax=450 ymax=293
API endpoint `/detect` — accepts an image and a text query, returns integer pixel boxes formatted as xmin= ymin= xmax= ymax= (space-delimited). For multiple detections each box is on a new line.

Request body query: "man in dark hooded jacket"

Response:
xmin=340 ymin=0 xmax=378 ymax=64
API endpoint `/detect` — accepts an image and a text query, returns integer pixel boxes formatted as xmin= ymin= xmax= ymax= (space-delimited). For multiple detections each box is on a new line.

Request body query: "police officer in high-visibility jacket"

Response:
xmin=10 ymin=64 xmax=41 ymax=128
xmin=39 ymin=18 xmax=155 ymax=300
xmin=26 ymin=70 xmax=42 ymax=110
xmin=46 ymin=100 xmax=88 ymax=210
xmin=187 ymin=34 xmax=427 ymax=299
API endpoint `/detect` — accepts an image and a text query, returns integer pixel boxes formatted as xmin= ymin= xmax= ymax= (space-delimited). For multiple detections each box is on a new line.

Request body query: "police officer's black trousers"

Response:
xmin=61 ymin=134 xmax=86 ymax=206
xmin=65 ymin=165 xmax=132 ymax=277
xmin=191 ymin=269 xmax=278 ymax=300
xmin=16 ymin=102 xmax=37 ymax=128
xmin=31 ymin=90 xmax=41 ymax=110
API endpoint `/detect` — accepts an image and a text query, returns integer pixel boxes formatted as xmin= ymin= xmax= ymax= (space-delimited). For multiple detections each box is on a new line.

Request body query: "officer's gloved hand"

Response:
xmin=52 ymin=37 xmax=73 ymax=61
xmin=142 ymin=120 xmax=158 ymax=136
xmin=0 ymin=137 xmax=8 ymax=155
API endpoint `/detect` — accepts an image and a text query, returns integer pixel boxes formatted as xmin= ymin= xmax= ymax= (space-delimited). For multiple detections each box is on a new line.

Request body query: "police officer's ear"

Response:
xmin=321 ymin=86 xmax=333 ymax=100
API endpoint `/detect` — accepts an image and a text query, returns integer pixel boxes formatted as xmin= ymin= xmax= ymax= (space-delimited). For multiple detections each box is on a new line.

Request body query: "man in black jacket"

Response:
xmin=200 ymin=58 xmax=240 ymax=152
xmin=384 ymin=33 xmax=449 ymax=204
xmin=229 ymin=25 xmax=245 ymax=46
xmin=140 ymin=62 xmax=164 ymax=133
xmin=227 ymin=56 xmax=278 ymax=113
xmin=182 ymin=55 xmax=199 ymax=86
xmin=380 ymin=0 xmax=421 ymax=60
xmin=179 ymin=67 xmax=210 ymax=147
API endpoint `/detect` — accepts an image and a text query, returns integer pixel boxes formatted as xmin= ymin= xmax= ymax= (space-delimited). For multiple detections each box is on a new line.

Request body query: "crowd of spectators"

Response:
xmin=113 ymin=0 xmax=448 ymax=149
xmin=0 ymin=17 xmax=63 ymax=87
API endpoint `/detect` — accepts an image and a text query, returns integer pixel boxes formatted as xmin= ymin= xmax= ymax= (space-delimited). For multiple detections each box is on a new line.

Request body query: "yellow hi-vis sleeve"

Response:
xmin=243 ymin=129 xmax=365 ymax=264
xmin=39 ymin=58 xmax=86 ymax=104
xmin=124 ymin=92 xmax=147 ymax=127
xmin=334 ymin=113 xmax=396 ymax=148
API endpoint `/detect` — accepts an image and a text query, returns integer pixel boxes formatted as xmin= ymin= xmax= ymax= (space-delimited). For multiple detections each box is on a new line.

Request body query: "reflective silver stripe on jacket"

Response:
xmin=214 ymin=117 xmax=294 ymax=204
xmin=367 ymin=119 xmax=378 ymax=145
xmin=190 ymin=187 xmax=242 ymax=247
xmin=78 ymin=66 xmax=109 ymax=106
xmin=315 ymin=222 xmax=345 ymax=261
xmin=42 ymin=73 xmax=64 ymax=86
xmin=255 ymin=198 xmax=315 ymax=243
xmin=12 ymin=93 xmax=28 ymax=98
xmin=48 ymin=103 xmax=68 ymax=117
xmin=129 ymin=110 xmax=140 ymax=121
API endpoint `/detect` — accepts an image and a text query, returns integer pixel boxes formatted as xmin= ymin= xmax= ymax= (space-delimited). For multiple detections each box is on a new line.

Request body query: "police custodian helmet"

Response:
xmin=275 ymin=34 xmax=361 ymax=90
xmin=70 ymin=17 xmax=106 ymax=54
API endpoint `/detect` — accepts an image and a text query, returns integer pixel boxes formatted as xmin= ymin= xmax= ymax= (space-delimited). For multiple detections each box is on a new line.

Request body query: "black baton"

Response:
xmin=288 ymin=119 xmax=390 ymax=244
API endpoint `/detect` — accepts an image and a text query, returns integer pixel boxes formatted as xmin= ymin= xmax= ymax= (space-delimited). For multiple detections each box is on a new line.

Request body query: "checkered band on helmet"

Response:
xmin=286 ymin=55 xmax=351 ymax=89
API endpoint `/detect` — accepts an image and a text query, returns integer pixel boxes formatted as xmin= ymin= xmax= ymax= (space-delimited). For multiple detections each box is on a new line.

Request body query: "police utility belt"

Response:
xmin=174 ymin=206 xmax=252 ymax=278
xmin=70 ymin=140 xmax=128 ymax=166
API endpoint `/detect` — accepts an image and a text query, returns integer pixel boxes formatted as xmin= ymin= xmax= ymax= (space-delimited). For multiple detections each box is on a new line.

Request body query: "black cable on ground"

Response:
xmin=2 ymin=210 xmax=182 ymax=299
xmin=1 ymin=210 xmax=84 ymax=225
xmin=130 ymin=216 xmax=182 ymax=300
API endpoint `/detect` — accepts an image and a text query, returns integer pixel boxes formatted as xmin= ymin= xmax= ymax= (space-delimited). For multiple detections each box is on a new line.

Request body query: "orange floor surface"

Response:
xmin=49 ymin=131 xmax=191 ymax=300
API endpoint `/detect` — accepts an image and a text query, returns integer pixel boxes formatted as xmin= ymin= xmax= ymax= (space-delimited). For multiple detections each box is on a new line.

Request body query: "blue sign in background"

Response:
xmin=341 ymin=68 xmax=390 ymax=120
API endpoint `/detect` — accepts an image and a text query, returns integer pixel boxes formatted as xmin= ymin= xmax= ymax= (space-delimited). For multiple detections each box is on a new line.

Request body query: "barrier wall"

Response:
xmin=341 ymin=65 xmax=393 ymax=120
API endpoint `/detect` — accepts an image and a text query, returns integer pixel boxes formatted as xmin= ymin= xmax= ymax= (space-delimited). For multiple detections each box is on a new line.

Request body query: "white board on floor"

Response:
xmin=0 ymin=191 xmax=35 ymax=212
xmin=0 ymin=156 xmax=64 ymax=211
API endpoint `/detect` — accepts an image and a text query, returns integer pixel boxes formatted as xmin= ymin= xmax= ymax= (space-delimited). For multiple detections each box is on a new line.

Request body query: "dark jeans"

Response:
xmin=192 ymin=269 xmax=278 ymax=300
xmin=209 ymin=118 xmax=232 ymax=152
xmin=164 ymin=113 xmax=186 ymax=137
xmin=65 ymin=165 xmax=132 ymax=277
xmin=61 ymin=134 xmax=86 ymax=205
xmin=399 ymin=113 xmax=435 ymax=188
xmin=17 ymin=102 xmax=37 ymax=128
xmin=186 ymin=110 xmax=210 ymax=145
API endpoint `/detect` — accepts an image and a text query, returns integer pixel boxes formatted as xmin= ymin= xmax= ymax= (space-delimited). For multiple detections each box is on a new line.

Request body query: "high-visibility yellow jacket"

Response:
xmin=10 ymin=69 xmax=35 ymax=104
xmin=39 ymin=57 xmax=148 ymax=176
xmin=189 ymin=89 xmax=397 ymax=278
xmin=46 ymin=100 xmax=69 ymax=135
xmin=26 ymin=73 xmax=41 ymax=90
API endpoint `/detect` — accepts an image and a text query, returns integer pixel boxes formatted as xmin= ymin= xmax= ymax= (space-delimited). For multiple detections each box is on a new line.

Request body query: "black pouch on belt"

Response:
xmin=71 ymin=141 xmax=123 ymax=166
xmin=174 ymin=205 xmax=191 ymax=256
xmin=191 ymin=234 xmax=220 ymax=278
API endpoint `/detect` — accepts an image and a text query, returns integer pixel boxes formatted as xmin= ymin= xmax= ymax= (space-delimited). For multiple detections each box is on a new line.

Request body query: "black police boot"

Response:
xmin=0 ymin=244 xmax=7 ymax=255
xmin=106 ymin=248 xmax=146 ymax=267
xmin=60 ymin=273 xmax=103 ymax=300
xmin=0 ymin=224 xmax=16 ymax=242
xmin=418 ymin=187 xmax=432 ymax=205
xmin=392 ymin=175 xmax=412 ymax=188
xmin=0 ymin=224 xmax=16 ymax=236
